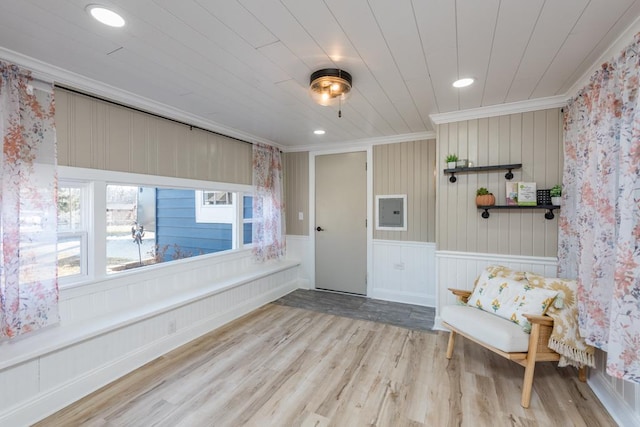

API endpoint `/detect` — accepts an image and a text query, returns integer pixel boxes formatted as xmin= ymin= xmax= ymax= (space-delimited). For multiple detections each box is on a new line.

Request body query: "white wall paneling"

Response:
xmin=285 ymin=235 xmax=312 ymax=289
xmin=589 ymin=350 xmax=640 ymax=427
xmin=371 ymin=240 xmax=436 ymax=307
xmin=0 ymin=251 xmax=301 ymax=426
xmin=434 ymin=250 xmax=558 ymax=329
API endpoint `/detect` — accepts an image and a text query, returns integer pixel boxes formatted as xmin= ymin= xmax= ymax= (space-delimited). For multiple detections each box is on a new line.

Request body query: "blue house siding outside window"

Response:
xmin=156 ymin=189 xmax=232 ymax=261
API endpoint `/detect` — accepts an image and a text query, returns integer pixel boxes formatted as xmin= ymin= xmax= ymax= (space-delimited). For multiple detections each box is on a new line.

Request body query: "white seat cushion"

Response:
xmin=441 ymin=305 xmax=530 ymax=352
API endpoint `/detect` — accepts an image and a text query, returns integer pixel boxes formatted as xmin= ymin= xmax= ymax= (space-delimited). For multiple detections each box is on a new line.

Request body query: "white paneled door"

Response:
xmin=315 ymin=152 xmax=367 ymax=295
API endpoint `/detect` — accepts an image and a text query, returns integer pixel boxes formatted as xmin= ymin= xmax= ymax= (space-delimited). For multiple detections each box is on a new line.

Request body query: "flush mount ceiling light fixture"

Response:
xmin=452 ymin=77 xmax=474 ymax=88
xmin=86 ymin=4 xmax=125 ymax=27
xmin=313 ymin=129 xmax=326 ymax=135
xmin=309 ymin=68 xmax=352 ymax=118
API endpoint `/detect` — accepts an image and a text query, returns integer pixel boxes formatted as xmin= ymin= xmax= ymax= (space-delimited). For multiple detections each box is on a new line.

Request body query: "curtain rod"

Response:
xmin=54 ymin=84 xmax=255 ymax=147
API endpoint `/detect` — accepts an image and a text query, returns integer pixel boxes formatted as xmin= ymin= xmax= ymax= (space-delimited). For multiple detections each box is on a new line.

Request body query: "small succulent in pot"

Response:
xmin=550 ymin=184 xmax=562 ymax=205
xmin=446 ymin=154 xmax=459 ymax=169
xmin=476 ymin=187 xmax=496 ymax=206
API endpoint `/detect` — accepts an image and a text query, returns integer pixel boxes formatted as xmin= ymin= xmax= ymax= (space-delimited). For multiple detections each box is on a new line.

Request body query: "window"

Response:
xmin=195 ymin=190 xmax=235 ymax=224
xmin=57 ymin=167 xmax=253 ymax=284
xmin=202 ymin=191 xmax=233 ymax=205
xmin=106 ymin=184 xmax=250 ymax=274
xmin=106 ymin=185 xmax=156 ymax=273
xmin=57 ymin=182 xmax=88 ymax=280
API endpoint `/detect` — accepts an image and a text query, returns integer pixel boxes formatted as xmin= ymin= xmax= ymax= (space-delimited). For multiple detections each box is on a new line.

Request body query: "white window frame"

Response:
xmin=57 ymin=180 xmax=91 ymax=286
xmin=241 ymin=193 xmax=254 ymax=248
xmin=57 ymin=166 xmax=254 ymax=288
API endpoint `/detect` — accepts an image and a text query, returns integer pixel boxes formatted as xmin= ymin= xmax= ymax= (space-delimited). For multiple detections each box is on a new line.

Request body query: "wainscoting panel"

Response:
xmin=434 ymin=250 xmax=558 ymax=327
xmin=371 ymin=240 xmax=436 ymax=307
xmin=589 ymin=349 xmax=640 ymax=427
xmin=286 ymin=235 xmax=313 ymax=289
xmin=0 ymin=252 xmax=301 ymax=426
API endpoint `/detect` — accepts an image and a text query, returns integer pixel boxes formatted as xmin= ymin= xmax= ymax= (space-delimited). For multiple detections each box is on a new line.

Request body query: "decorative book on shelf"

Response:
xmin=517 ymin=182 xmax=537 ymax=206
xmin=506 ymin=182 xmax=518 ymax=206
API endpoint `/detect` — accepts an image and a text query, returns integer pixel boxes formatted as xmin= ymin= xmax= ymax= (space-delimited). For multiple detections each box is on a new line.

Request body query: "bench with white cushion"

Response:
xmin=441 ymin=288 xmax=585 ymax=408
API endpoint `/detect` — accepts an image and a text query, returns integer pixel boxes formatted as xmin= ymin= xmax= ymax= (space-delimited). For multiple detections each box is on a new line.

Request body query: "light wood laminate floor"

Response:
xmin=36 ymin=304 xmax=615 ymax=427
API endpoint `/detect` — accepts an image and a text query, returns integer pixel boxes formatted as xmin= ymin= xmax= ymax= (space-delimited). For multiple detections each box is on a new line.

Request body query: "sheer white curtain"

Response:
xmin=252 ymin=143 xmax=285 ymax=262
xmin=559 ymin=33 xmax=640 ymax=383
xmin=0 ymin=61 xmax=58 ymax=338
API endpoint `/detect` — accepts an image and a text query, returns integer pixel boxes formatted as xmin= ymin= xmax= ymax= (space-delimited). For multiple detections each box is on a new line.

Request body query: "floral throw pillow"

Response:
xmin=468 ymin=277 xmax=558 ymax=333
xmin=471 ymin=265 xmax=527 ymax=294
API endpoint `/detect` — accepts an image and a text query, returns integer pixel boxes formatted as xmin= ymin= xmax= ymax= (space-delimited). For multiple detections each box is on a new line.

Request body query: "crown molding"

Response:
xmin=283 ymin=131 xmax=436 ymax=153
xmin=0 ymin=47 xmax=283 ymax=150
xmin=429 ymin=95 xmax=568 ymax=125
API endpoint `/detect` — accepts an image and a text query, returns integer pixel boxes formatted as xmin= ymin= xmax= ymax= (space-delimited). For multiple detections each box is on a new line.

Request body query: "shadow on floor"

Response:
xmin=273 ymin=289 xmax=435 ymax=331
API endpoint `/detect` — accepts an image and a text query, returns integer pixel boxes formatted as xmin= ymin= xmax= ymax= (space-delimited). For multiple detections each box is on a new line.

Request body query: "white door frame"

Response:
xmin=308 ymin=146 xmax=373 ymax=296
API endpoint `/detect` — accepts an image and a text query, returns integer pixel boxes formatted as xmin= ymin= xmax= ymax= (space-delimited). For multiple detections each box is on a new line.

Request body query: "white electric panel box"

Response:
xmin=375 ymin=195 xmax=407 ymax=231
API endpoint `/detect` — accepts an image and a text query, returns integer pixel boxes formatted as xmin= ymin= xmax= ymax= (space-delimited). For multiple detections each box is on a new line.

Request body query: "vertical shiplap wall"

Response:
xmin=373 ymin=139 xmax=436 ymax=242
xmin=55 ymin=89 xmax=252 ymax=185
xmin=283 ymin=151 xmax=309 ymax=236
xmin=437 ymin=109 xmax=563 ymax=257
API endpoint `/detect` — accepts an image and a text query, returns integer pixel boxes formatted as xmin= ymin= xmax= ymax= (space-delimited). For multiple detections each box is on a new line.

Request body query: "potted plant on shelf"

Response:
xmin=476 ymin=187 xmax=496 ymax=206
xmin=446 ymin=154 xmax=459 ymax=169
xmin=550 ymin=184 xmax=562 ymax=206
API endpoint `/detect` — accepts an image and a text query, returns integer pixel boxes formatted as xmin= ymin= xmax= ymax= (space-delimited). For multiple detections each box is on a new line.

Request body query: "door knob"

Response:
xmin=316 ymin=226 xmax=324 ymax=232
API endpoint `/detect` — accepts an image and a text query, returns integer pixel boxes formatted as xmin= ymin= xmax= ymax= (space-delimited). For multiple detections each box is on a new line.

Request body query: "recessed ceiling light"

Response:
xmin=314 ymin=130 xmax=326 ymax=135
xmin=87 ymin=5 xmax=125 ymax=27
xmin=452 ymin=78 xmax=474 ymax=88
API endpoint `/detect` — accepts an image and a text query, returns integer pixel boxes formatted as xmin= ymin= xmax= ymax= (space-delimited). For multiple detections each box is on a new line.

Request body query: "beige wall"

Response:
xmin=282 ymin=152 xmax=309 ymax=236
xmin=373 ymin=139 xmax=436 ymax=242
xmin=55 ymin=88 xmax=252 ymax=185
xmin=436 ymin=108 xmax=563 ymax=257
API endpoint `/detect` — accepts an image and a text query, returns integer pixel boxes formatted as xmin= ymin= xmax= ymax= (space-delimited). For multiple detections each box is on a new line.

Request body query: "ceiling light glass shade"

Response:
xmin=87 ymin=5 xmax=125 ymax=27
xmin=309 ymin=69 xmax=352 ymax=107
xmin=314 ymin=129 xmax=326 ymax=135
xmin=452 ymin=77 xmax=474 ymax=88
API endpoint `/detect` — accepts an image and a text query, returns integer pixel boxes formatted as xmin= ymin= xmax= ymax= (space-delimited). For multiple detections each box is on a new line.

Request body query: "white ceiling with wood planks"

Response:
xmin=1 ymin=0 xmax=639 ymax=149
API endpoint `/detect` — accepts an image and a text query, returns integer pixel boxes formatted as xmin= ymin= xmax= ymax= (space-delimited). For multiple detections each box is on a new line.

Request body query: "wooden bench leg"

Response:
xmin=522 ymin=356 xmax=536 ymax=408
xmin=446 ymin=331 xmax=456 ymax=359
xmin=521 ymin=323 xmax=542 ymax=408
xmin=578 ymin=366 xmax=587 ymax=382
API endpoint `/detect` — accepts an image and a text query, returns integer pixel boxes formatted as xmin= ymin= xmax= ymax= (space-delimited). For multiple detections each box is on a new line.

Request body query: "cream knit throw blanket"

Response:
xmin=526 ymin=273 xmax=595 ymax=368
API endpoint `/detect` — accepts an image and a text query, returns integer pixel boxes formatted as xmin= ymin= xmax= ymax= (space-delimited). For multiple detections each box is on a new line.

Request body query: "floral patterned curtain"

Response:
xmin=559 ymin=33 xmax=640 ymax=383
xmin=252 ymin=143 xmax=285 ymax=262
xmin=1 ymin=61 xmax=58 ymax=338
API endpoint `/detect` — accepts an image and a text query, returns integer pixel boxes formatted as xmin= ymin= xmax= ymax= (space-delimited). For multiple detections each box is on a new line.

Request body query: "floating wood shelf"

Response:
xmin=444 ymin=163 xmax=522 ymax=183
xmin=477 ymin=205 xmax=560 ymax=220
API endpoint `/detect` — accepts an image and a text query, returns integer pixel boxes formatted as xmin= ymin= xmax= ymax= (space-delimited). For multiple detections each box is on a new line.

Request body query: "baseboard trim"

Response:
xmin=588 ymin=370 xmax=640 ymax=427
xmin=369 ymin=289 xmax=435 ymax=307
xmin=432 ymin=316 xmax=446 ymax=331
xmin=1 ymin=279 xmax=298 ymax=427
